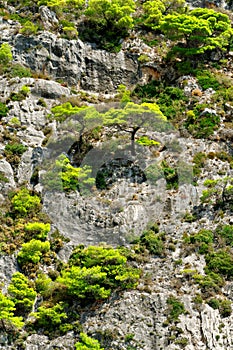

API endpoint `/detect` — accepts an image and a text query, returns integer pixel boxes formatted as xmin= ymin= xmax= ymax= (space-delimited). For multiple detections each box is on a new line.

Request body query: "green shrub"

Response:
xmin=11 ymin=188 xmax=41 ymax=217
xmin=184 ymin=229 xmax=213 ymax=254
xmin=137 ymin=229 xmax=164 ymax=255
xmin=17 ymin=239 xmax=50 ymax=266
xmin=0 ymin=102 xmax=9 ymax=119
xmin=9 ymin=117 xmax=21 ymax=126
xmin=0 ymin=171 xmax=9 ymax=183
xmin=32 ymin=302 xmax=67 ymax=329
xmin=219 ymin=299 xmax=232 ymax=317
xmin=167 ymin=296 xmax=186 ymax=321
xmin=145 ymin=163 xmax=163 ymax=184
xmin=201 ymin=177 xmax=233 ymax=209
xmin=41 ymin=154 xmax=95 ymax=193
xmin=185 ymin=104 xmax=220 ymax=138
xmin=215 ymin=225 xmax=233 ymax=246
xmin=5 ymin=142 xmax=27 ymax=156
xmin=19 ymin=21 xmax=38 ymax=36
xmin=57 ymin=245 xmax=140 ymax=301
xmin=195 ymin=70 xmax=220 ymax=90
xmin=9 ymin=64 xmax=32 ymax=78
xmin=136 ymin=136 xmax=160 ymax=147
xmin=10 ymin=85 xmax=30 ymax=101
xmin=0 ymin=292 xmax=24 ymax=329
xmin=35 ymin=273 xmax=55 ymax=298
xmin=161 ymin=160 xmax=178 ymax=189
xmin=57 ymin=265 xmax=111 ymax=300
xmin=205 ymin=249 xmax=233 ymax=278
xmin=0 ymin=43 xmax=13 ymax=65
xmin=194 ymin=271 xmax=224 ymax=294
xmin=207 ymin=298 xmax=232 ymax=317
xmin=8 ymin=272 xmax=36 ymax=315
xmin=75 ymin=332 xmax=104 ymax=350
xmin=207 ymin=298 xmax=220 ymax=309
xmin=24 ymin=222 xmax=50 ymax=240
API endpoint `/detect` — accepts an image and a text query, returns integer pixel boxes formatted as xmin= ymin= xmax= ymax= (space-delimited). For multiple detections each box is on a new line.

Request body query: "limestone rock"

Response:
xmin=10 ymin=33 xmax=139 ymax=92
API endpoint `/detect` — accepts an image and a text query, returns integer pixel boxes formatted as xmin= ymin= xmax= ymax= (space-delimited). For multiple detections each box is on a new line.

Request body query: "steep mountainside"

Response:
xmin=0 ymin=0 xmax=233 ymax=349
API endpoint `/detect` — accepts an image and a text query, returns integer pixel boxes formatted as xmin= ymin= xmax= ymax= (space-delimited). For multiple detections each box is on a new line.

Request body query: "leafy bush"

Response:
xmin=195 ymin=70 xmax=220 ymax=90
xmin=0 ymin=43 xmax=13 ymax=65
xmin=0 ymin=102 xmax=9 ymax=119
xmin=145 ymin=163 xmax=163 ymax=184
xmin=161 ymin=160 xmax=178 ymax=189
xmin=9 ymin=64 xmax=32 ymax=78
xmin=205 ymin=249 xmax=233 ymax=279
xmin=8 ymin=272 xmax=36 ymax=315
xmin=19 ymin=21 xmax=38 ymax=36
xmin=32 ymin=302 xmax=67 ymax=329
xmin=24 ymin=222 xmax=50 ymax=240
xmin=167 ymin=296 xmax=186 ymax=321
xmin=75 ymin=332 xmax=104 ymax=350
xmin=35 ymin=273 xmax=55 ymax=298
xmin=207 ymin=298 xmax=220 ymax=309
xmin=207 ymin=298 xmax=232 ymax=317
xmin=201 ymin=177 xmax=233 ymax=209
xmin=219 ymin=299 xmax=232 ymax=317
xmin=11 ymin=188 xmax=41 ymax=217
xmin=0 ymin=292 xmax=24 ymax=329
xmin=5 ymin=143 xmax=27 ymax=156
xmin=137 ymin=229 xmax=164 ymax=255
xmin=17 ymin=239 xmax=50 ymax=266
xmin=10 ymin=86 xmax=30 ymax=101
xmin=185 ymin=105 xmax=220 ymax=138
xmin=57 ymin=245 xmax=140 ymax=301
xmin=42 ymin=154 xmax=95 ymax=193
xmin=194 ymin=271 xmax=224 ymax=295
xmin=57 ymin=265 xmax=111 ymax=299
xmin=216 ymin=225 xmax=233 ymax=247
xmin=0 ymin=171 xmax=9 ymax=183
xmin=184 ymin=229 xmax=213 ymax=254
xmin=136 ymin=136 xmax=160 ymax=147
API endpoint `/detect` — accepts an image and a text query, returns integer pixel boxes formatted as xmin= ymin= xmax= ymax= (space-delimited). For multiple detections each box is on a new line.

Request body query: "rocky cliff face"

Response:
xmin=2 ymin=28 xmax=139 ymax=92
xmin=0 ymin=2 xmax=233 ymax=350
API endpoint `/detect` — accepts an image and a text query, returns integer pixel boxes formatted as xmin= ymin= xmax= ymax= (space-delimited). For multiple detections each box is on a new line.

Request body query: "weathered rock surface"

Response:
xmin=4 ymin=32 xmax=140 ymax=92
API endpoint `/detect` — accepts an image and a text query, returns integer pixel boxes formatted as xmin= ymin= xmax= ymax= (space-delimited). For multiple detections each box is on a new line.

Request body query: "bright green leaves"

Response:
xmin=205 ymin=249 xmax=233 ymax=279
xmin=42 ymin=154 xmax=95 ymax=192
xmin=0 ymin=43 xmax=13 ymax=65
xmin=85 ymin=0 xmax=135 ymax=30
xmin=142 ymin=0 xmax=186 ymax=29
xmin=8 ymin=272 xmax=37 ymax=314
xmin=58 ymin=265 xmax=111 ymax=299
xmin=32 ymin=302 xmax=67 ymax=328
xmin=160 ymin=8 xmax=233 ymax=56
xmin=11 ymin=188 xmax=41 ymax=217
xmin=69 ymin=245 xmax=127 ymax=267
xmin=24 ymin=222 xmax=50 ymax=240
xmin=58 ymin=245 xmax=140 ymax=300
xmin=0 ymin=292 xmax=24 ymax=329
xmin=75 ymin=333 xmax=104 ymax=350
xmin=82 ymin=0 xmax=135 ymax=50
xmin=49 ymin=102 xmax=87 ymax=123
xmin=19 ymin=21 xmax=38 ymax=36
xmin=49 ymin=103 xmax=102 ymax=136
xmin=166 ymin=296 xmax=186 ymax=322
xmin=17 ymin=239 xmax=50 ymax=266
